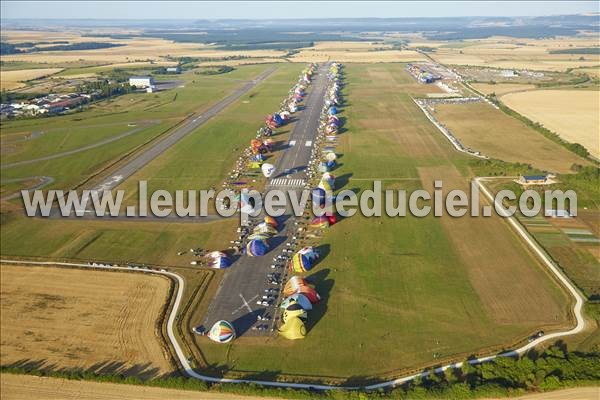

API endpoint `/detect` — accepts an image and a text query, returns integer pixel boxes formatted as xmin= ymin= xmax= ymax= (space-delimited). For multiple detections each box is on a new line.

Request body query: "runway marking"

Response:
xmin=288 ymin=140 xmax=296 ymax=147
xmin=305 ymin=140 xmax=312 ymax=147
xmin=232 ymin=293 xmax=258 ymax=315
xmin=269 ymin=178 xmax=306 ymax=187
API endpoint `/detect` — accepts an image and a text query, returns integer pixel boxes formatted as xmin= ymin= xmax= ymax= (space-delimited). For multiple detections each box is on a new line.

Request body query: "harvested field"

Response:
xmin=0 ymin=374 xmax=281 ymax=400
xmin=0 ymin=68 xmax=63 ymax=90
xmin=432 ymin=102 xmax=590 ymax=173
xmin=500 ymin=90 xmax=600 ymax=159
xmin=291 ymin=49 xmax=427 ymax=63
xmin=0 ymin=265 xmax=174 ymax=378
xmin=471 ymin=83 xmax=536 ymax=96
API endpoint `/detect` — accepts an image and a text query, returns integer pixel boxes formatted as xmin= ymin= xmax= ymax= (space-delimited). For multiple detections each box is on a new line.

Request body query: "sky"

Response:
xmin=1 ymin=1 xmax=598 ymax=20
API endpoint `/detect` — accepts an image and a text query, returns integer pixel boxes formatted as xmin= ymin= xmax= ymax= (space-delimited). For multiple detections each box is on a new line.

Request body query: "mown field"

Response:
xmin=0 ymin=265 xmax=174 ymax=378
xmin=432 ymin=102 xmax=590 ymax=173
xmin=194 ymin=63 xmax=571 ymax=381
xmin=0 ymin=64 xmax=275 ymax=196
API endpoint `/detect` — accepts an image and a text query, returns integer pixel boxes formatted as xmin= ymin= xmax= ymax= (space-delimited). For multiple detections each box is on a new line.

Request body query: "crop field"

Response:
xmin=425 ymin=37 xmax=600 ymax=72
xmin=0 ymin=68 xmax=64 ymax=90
xmin=431 ymin=102 xmax=589 ymax=173
xmin=0 ymin=374 xmax=281 ymax=400
xmin=291 ymin=48 xmax=426 ymax=63
xmin=471 ymin=83 xmax=536 ymax=96
xmin=117 ymin=64 xmax=304 ymax=204
xmin=193 ymin=63 xmax=571 ymax=381
xmin=0 ymin=64 xmax=275 ymax=196
xmin=500 ymin=90 xmax=600 ymax=159
xmin=0 ymin=265 xmax=174 ymax=378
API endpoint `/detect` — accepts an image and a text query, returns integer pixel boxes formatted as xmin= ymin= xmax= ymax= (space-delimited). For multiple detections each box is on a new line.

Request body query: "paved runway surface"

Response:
xmin=42 ymin=67 xmax=277 ymax=219
xmin=202 ymin=64 xmax=330 ymax=337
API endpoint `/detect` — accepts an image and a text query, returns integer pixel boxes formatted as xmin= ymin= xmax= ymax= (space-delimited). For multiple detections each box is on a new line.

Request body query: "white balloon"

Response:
xmin=261 ymin=163 xmax=276 ymax=178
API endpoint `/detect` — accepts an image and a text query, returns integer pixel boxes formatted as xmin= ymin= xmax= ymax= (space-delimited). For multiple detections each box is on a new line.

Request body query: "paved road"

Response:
xmin=202 ymin=64 xmax=331 ymax=337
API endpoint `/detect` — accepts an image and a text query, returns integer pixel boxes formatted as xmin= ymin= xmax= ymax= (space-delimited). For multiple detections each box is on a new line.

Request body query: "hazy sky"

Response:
xmin=1 ymin=1 xmax=598 ymax=20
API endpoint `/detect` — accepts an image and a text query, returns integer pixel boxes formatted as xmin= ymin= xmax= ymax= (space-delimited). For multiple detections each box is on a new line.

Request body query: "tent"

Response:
xmin=207 ymin=320 xmax=236 ymax=343
xmin=278 ymin=316 xmax=306 ymax=340
xmin=246 ymin=239 xmax=268 ymax=256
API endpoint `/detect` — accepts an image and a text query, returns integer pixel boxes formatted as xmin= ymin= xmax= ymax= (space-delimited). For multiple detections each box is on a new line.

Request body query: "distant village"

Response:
xmin=0 ymin=72 xmax=172 ymax=120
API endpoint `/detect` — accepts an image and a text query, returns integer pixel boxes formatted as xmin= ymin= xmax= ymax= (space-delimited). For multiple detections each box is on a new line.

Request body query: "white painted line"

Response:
xmin=305 ymin=140 xmax=312 ymax=147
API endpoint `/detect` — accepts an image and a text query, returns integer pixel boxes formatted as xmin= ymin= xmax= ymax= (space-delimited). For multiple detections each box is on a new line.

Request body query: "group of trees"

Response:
xmin=1 ymin=345 xmax=598 ymax=399
xmin=0 ymin=41 xmax=124 ymax=55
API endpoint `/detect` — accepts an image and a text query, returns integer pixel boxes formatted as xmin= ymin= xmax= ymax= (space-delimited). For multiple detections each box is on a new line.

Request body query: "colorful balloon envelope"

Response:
xmin=261 ymin=163 xmax=275 ymax=178
xmin=280 ymin=293 xmax=313 ymax=311
xmin=312 ymin=187 xmax=327 ymax=207
xmin=325 ymin=152 xmax=337 ymax=162
xmin=328 ymin=107 xmax=338 ymax=115
xmin=318 ymin=173 xmax=335 ymax=192
xmin=264 ymin=215 xmax=278 ymax=228
xmin=289 ymin=247 xmax=319 ymax=273
xmin=246 ymin=239 xmax=268 ymax=257
xmin=310 ymin=215 xmax=330 ymax=229
xmin=278 ymin=316 xmax=306 ymax=340
xmin=207 ymin=320 xmax=235 ymax=343
xmin=282 ymin=300 xmax=308 ymax=323
xmin=206 ymin=251 xmax=232 ymax=269
xmin=253 ymin=222 xmax=278 ymax=236
xmin=247 ymin=232 xmax=271 ymax=241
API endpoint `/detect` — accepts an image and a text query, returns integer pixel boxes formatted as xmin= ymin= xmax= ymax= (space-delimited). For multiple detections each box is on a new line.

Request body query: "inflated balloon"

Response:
xmin=207 ymin=320 xmax=235 ymax=343
xmin=261 ymin=163 xmax=275 ymax=178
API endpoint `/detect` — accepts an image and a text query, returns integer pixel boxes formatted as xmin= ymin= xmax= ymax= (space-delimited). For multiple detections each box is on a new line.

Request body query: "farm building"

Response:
xmin=129 ymin=76 xmax=155 ymax=88
xmin=518 ymin=175 xmax=548 ymax=185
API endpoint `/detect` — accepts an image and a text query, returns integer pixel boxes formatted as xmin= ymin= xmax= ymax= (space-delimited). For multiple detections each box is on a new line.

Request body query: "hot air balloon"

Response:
xmin=246 ymin=239 xmax=268 ymax=257
xmin=278 ymin=316 xmax=306 ymax=340
xmin=280 ymin=293 xmax=313 ymax=311
xmin=253 ymin=222 xmax=278 ymax=236
xmin=282 ymin=300 xmax=308 ymax=323
xmin=312 ymin=187 xmax=327 ymax=207
xmin=261 ymin=163 xmax=275 ymax=178
xmin=325 ymin=152 xmax=337 ymax=162
xmin=206 ymin=251 xmax=232 ymax=269
xmin=283 ymin=276 xmax=321 ymax=304
xmin=247 ymin=232 xmax=270 ymax=241
xmin=328 ymin=107 xmax=338 ymax=115
xmin=289 ymin=247 xmax=319 ymax=273
xmin=318 ymin=173 xmax=335 ymax=192
xmin=240 ymin=192 xmax=256 ymax=215
xmin=310 ymin=215 xmax=330 ymax=229
xmin=207 ymin=320 xmax=235 ymax=343
xmin=264 ymin=215 xmax=278 ymax=228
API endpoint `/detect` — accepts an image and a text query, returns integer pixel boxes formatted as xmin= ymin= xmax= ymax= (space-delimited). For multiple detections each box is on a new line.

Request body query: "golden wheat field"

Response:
xmin=501 ymin=89 xmax=600 ymax=158
xmin=471 ymin=83 xmax=537 ymax=96
xmin=0 ymin=265 xmax=175 ymax=378
xmin=0 ymin=68 xmax=64 ymax=90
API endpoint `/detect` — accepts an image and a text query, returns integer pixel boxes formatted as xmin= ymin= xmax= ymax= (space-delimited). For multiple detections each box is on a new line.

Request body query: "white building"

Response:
xmin=129 ymin=76 xmax=155 ymax=88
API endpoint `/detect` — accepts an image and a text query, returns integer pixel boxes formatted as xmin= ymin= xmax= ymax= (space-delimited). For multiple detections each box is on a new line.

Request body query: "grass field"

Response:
xmin=192 ymin=63 xmax=571 ymax=381
xmin=0 ymin=64 xmax=275 ymax=195
xmin=500 ymin=90 xmax=600 ymax=159
xmin=0 ymin=265 xmax=174 ymax=378
xmin=431 ymin=102 xmax=590 ymax=173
